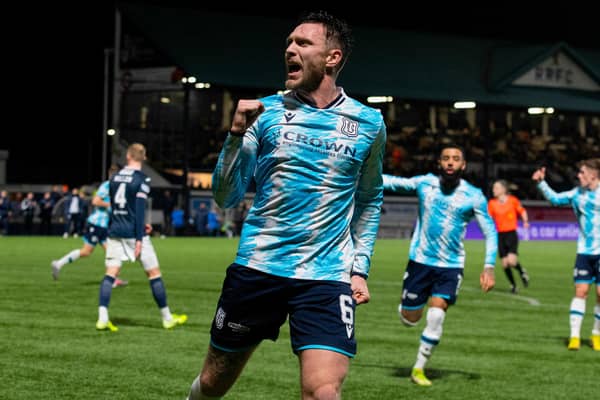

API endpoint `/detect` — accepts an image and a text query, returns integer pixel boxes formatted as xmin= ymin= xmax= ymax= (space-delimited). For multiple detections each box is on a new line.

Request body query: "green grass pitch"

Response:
xmin=1 ymin=237 xmax=597 ymax=399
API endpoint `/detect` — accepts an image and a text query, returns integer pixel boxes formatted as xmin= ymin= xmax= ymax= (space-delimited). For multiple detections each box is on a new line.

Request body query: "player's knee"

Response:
xmin=146 ymin=268 xmax=161 ymax=279
xmin=400 ymin=314 xmax=419 ymax=327
xmin=574 ymin=283 xmax=590 ymax=298
xmin=398 ymin=304 xmax=421 ymax=327
xmin=304 ymin=382 xmax=341 ymax=400
xmin=105 ymin=267 xmax=120 ymax=278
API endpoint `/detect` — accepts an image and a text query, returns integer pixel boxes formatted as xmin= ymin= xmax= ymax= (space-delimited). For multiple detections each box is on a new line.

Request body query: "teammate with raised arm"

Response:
xmin=96 ymin=143 xmax=187 ymax=332
xmin=383 ymin=143 xmax=497 ymax=386
xmin=186 ymin=11 xmax=386 ymax=400
xmin=532 ymin=159 xmax=600 ymax=351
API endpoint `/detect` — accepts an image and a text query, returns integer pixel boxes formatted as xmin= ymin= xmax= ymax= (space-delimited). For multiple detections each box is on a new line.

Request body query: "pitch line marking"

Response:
xmin=461 ymin=286 xmax=541 ymax=306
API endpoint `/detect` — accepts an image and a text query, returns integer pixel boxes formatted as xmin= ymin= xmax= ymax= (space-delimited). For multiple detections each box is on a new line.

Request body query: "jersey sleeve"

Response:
xmin=135 ymin=177 xmax=151 ymax=240
xmin=382 ymin=174 xmax=421 ymax=193
xmin=537 ymin=181 xmax=576 ymax=206
xmin=350 ymin=122 xmax=386 ymax=278
xmin=511 ymin=196 xmax=526 ymax=218
xmin=473 ymin=191 xmax=498 ymax=266
xmin=96 ymin=181 xmax=110 ymax=203
xmin=212 ymin=125 xmax=259 ymax=209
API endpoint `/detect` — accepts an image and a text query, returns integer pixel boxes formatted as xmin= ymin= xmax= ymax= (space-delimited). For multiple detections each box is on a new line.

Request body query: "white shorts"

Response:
xmin=105 ymin=236 xmax=159 ymax=270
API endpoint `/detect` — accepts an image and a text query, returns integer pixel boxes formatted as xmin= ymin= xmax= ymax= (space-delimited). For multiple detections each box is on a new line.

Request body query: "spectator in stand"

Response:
xmin=20 ymin=192 xmax=37 ymax=235
xmin=193 ymin=202 xmax=209 ymax=236
xmin=11 ymin=193 xmax=23 ymax=232
xmin=63 ymin=188 xmax=84 ymax=238
xmin=171 ymin=207 xmax=185 ymax=236
xmin=50 ymin=185 xmax=63 ymax=205
xmin=0 ymin=190 xmax=12 ymax=235
xmin=39 ymin=192 xmax=54 ymax=235
xmin=207 ymin=208 xmax=221 ymax=236
xmin=162 ymin=190 xmax=175 ymax=237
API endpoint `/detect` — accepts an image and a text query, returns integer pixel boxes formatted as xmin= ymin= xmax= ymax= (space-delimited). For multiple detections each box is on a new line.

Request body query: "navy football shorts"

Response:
xmin=400 ymin=260 xmax=464 ymax=309
xmin=210 ymin=263 xmax=357 ymax=357
xmin=83 ymin=223 xmax=108 ymax=246
xmin=573 ymin=254 xmax=600 ymax=284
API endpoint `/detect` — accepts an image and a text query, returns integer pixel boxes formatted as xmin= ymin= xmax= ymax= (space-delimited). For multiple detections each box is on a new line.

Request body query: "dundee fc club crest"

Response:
xmin=339 ymin=117 xmax=359 ymax=138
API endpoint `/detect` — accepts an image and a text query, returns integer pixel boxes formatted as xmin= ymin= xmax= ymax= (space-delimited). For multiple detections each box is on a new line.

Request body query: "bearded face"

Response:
xmin=285 ymin=23 xmax=331 ymax=92
xmin=440 ymin=167 xmax=464 ymax=193
xmin=438 ymin=147 xmax=466 ymax=194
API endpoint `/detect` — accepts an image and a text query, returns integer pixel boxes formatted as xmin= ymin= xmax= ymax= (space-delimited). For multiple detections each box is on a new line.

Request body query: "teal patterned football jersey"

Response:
xmin=213 ymin=89 xmax=386 ymax=282
xmin=383 ymin=173 xmax=498 ymax=268
xmin=87 ymin=180 xmax=110 ymax=228
xmin=538 ymin=181 xmax=600 ymax=255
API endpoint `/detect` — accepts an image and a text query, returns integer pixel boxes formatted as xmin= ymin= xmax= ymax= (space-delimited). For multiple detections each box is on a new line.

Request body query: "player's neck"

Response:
xmin=498 ymin=194 xmax=507 ymax=203
xmin=127 ymin=161 xmax=142 ymax=170
xmin=305 ymin=79 xmax=340 ymax=108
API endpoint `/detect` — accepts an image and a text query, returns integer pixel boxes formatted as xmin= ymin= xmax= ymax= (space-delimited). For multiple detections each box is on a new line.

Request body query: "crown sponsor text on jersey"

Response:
xmin=283 ymin=131 xmax=357 ymax=157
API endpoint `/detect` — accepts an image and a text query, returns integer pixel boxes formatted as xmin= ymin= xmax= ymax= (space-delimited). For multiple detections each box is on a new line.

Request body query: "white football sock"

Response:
xmin=414 ymin=307 xmax=445 ymax=370
xmin=592 ymin=304 xmax=600 ymax=335
xmin=569 ymin=297 xmax=586 ymax=338
xmin=56 ymin=249 xmax=81 ymax=268
xmin=160 ymin=306 xmax=173 ymax=321
xmin=98 ymin=306 xmax=109 ymax=324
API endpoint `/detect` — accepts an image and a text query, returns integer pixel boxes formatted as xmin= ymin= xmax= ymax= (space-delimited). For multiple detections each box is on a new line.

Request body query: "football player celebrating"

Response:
xmin=383 ymin=143 xmax=497 ymax=386
xmin=532 ymin=159 xmax=600 ymax=351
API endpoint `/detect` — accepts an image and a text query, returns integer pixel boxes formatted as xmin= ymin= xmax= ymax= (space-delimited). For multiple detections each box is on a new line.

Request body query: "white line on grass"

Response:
xmin=461 ymin=286 xmax=541 ymax=306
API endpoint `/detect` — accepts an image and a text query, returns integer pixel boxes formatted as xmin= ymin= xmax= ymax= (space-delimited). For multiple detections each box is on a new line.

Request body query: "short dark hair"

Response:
xmin=437 ymin=143 xmax=466 ymax=160
xmin=578 ymin=158 xmax=600 ymax=173
xmin=298 ymin=11 xmax=353 ymax=71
